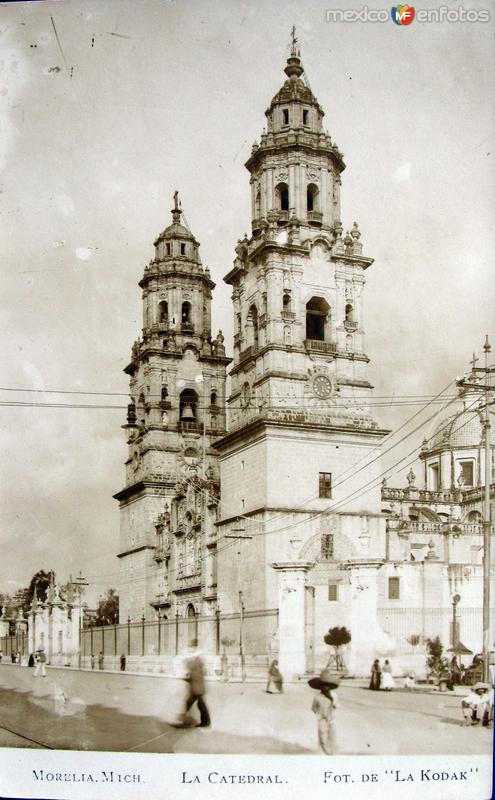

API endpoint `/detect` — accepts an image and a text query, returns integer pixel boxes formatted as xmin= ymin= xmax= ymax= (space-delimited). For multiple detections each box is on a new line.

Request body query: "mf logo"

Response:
xmin=391 ymin=4 xmax=415 ymax=25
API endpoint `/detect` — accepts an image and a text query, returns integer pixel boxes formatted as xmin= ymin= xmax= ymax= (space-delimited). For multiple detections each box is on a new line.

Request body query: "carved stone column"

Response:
xmin=271 ymin=560 xmax=313 ymax=680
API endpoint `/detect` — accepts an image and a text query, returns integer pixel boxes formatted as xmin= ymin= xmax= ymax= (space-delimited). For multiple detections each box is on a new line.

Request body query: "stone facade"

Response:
xmin=114 ymin=43 xmax=494 ymax=677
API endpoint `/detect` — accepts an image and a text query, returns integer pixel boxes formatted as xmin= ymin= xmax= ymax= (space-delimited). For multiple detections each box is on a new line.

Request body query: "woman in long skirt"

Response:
xmin=381 ymin=659 xmax=396 ymax=690
xmin=369 ymin=659 xmax=381 ymax=690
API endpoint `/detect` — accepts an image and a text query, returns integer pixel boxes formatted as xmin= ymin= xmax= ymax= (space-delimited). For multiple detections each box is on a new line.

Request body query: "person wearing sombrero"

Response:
xmin=308 ymin=668 xmax=340 ymax=754
xmin=461 ymin=682 xmax=493 ymax=727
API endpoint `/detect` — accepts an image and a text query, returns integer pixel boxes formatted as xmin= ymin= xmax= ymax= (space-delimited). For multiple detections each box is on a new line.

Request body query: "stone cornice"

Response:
xmin=270 ymin=560 xmax=314 ymax=572
xmin=139 ymin=264 xmax=215 ymax=290
xmin=213 ymin=413 xmax=389 ymax=454
xmin=113 ymin=477 xmax=175 ymax=503
xmin=116 ymin=544 xmax=156 ymax=559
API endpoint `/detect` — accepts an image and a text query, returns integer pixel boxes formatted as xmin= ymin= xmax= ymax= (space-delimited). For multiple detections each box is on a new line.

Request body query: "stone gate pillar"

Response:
xmin=341 ymin=559 xmax=390 ymax=676
xmin=271 ymin=560 xmax=313 ymax=681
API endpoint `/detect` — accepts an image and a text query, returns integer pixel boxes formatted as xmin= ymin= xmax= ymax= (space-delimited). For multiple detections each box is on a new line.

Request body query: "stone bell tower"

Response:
xmin=215 ymin=36 xmax=389 ymax=677
xmin=115 ymin=194 xmax=230 ymax=622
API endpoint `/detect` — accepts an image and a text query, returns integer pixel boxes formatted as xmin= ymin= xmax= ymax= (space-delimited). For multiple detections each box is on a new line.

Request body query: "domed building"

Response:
xmin=380 ymin=371 xmax=495 ymax=671
xmin=421 ymin=387 xmax=495 ymax=494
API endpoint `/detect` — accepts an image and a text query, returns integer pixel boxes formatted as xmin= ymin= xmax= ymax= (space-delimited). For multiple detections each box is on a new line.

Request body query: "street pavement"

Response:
xmin=0 ymin=664 xmax=492 ymax=755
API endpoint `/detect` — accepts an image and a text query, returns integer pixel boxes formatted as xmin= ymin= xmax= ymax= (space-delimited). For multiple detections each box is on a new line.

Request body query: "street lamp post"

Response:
xmin=225 ymin=524 xmax=253 ymax=683
xmin=451 ymin=593 xmax=461 ymax=651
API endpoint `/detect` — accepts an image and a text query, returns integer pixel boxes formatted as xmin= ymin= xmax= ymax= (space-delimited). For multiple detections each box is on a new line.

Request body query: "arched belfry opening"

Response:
xmin=158 ymin=300 xmax=168 ymax=325
xmin=181 ymin=301 xmax=192 ymax=330
xmin=179 ymin=388 xmax=199 ymax=430
xmin=275 ymin=182 xmax=289 ymax=212
xmin=345 ymin=303 xmax=354 ymax=324
xmin=307 ymin=183 xmax=319 ymax=212
xmin=306 ymin=296 xmax=330 ymax=341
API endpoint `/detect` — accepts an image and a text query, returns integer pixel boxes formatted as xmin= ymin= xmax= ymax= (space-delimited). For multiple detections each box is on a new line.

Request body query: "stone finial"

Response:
xmin=406 ymin=468 xmax=416 ymax=488
xmin=425 ymin=539 xmax=439 ymax=560
xmin=344 ymin=231 xmax=353 ymax=254
xmin=350 ymin=221 xmax=361 ymax=240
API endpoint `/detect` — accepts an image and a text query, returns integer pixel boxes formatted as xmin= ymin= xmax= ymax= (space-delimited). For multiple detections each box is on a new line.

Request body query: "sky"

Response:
xmin=0 ymin=0 xmax=494 ymax=606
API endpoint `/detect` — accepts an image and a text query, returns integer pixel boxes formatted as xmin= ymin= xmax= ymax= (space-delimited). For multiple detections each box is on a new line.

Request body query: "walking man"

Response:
xmin=266 ymin=659 xmax=284 ymax=693
xmin=98 ymin=651 xmax=104 ymax=670
xmin=181 ymin=639 xmax=211 ymax=728
xmin=34 ymin=649 xmax=46 ymax=677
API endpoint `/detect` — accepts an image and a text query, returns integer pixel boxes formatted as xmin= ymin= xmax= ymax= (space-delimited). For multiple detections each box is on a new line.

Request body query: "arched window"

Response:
xmin=247 ymin=304 xmax=259 ymax=349
xmin=345 ymin=304 xmax=354 ymax=323
xmin=306 ymin=296 xmax=329 ymax=341
xmin=275 ymin=182 xmax=289 ymax=212
xmin=307 ymin=183 xmax=319 ymax=212
xmin=137 ymin=393 xmax=146 ymax=425
xmin=181 ymin=301 xmax=192 ymax=330
xmin=158 ymin=300 xmax=168 ymax=324
xmin=161 ymin=385 xmax=168 ymax=401
xmin=179 ymin=388 xmax=198 ymax=429
xmin=283 ymin=292 xmax=291 ymax=312
xmin=210 ymin=391 xmax=218 ymax=406
xmin=186 ymin=603 xmax=198 ymax=644
xmin=255 ymin=189 xmax=261 ymax=218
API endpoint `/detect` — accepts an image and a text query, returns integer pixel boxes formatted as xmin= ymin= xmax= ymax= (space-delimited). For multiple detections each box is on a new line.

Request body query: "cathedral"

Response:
xmin=115 ymin=39 xmax=494 ymax=678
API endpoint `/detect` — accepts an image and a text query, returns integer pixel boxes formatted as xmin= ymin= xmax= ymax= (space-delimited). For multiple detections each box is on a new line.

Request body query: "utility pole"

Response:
xmin=225 ymin=525 xmax=253 ymax=682
xmin=457 ymin=336 xmax=494 ymax=683
xmin=70 ymin=572 xmax=88 ymax=670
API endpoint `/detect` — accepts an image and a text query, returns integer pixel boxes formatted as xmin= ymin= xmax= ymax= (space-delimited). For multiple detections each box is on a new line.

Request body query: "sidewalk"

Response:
xmin=0 ymin=664 xmax=491 ymax=755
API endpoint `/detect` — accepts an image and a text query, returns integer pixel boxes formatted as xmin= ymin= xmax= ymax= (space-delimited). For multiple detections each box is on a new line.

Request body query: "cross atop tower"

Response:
xmin=290 ymin=25 xmax=298 ymax=57
xmin=172 ymin=190 xmax=181 ymax=223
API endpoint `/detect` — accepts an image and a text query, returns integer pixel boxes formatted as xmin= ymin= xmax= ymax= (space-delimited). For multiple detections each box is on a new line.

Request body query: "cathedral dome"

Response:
xmin=152 ymin=192 xmax=201 ymax=264
xmin=425 ymin=402 xmax=495 ymax=453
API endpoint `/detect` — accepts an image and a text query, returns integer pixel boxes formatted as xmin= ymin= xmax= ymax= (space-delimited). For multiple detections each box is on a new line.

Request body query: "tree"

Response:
xmin=426 ymin=636 xmax=448 ymax=676
xmin=24 ymin=570 xmax=55 ymax=614
xmin=94 ymin=589 xmax=119 ymax=626
xmin=324 ymin=626 xmax=351 ymax=670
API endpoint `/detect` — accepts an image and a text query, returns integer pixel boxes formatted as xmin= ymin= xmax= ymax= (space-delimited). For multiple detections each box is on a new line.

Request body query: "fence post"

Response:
xmin=102 ymin=626 xmax=105 ymax=657
xmin=90 ymin=623 xmax=94 ymax=658
xmin=127 ymin=617 xmax=131 ymax=656
xmin=114 ymin=625 xmax=117 ymax=657
xmin=158 ymin=614 xmax=161 ymax=655
xmin=141 ymin=615 xmax=145 ymax=656
xmin=175 ymin=612 xmax=179 ymax=655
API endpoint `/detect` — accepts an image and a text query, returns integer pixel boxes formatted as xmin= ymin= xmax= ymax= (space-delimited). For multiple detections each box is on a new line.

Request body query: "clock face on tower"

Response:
xmin=312 ymin=375 xmax=333 ymax=399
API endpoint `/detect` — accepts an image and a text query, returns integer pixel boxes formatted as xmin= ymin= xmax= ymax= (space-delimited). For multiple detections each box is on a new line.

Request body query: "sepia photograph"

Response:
xmin=0 ymin=0 xmax=493 ymax=798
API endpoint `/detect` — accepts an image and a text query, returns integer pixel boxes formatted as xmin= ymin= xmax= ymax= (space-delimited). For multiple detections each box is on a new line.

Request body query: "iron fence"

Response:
xmin=377 ymin=606 xmax=488 ymax=654
xmin=81 ymin=608 xmax=278 ymax=658
xmin=0 ymin=632 xmax=27 ymax=659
